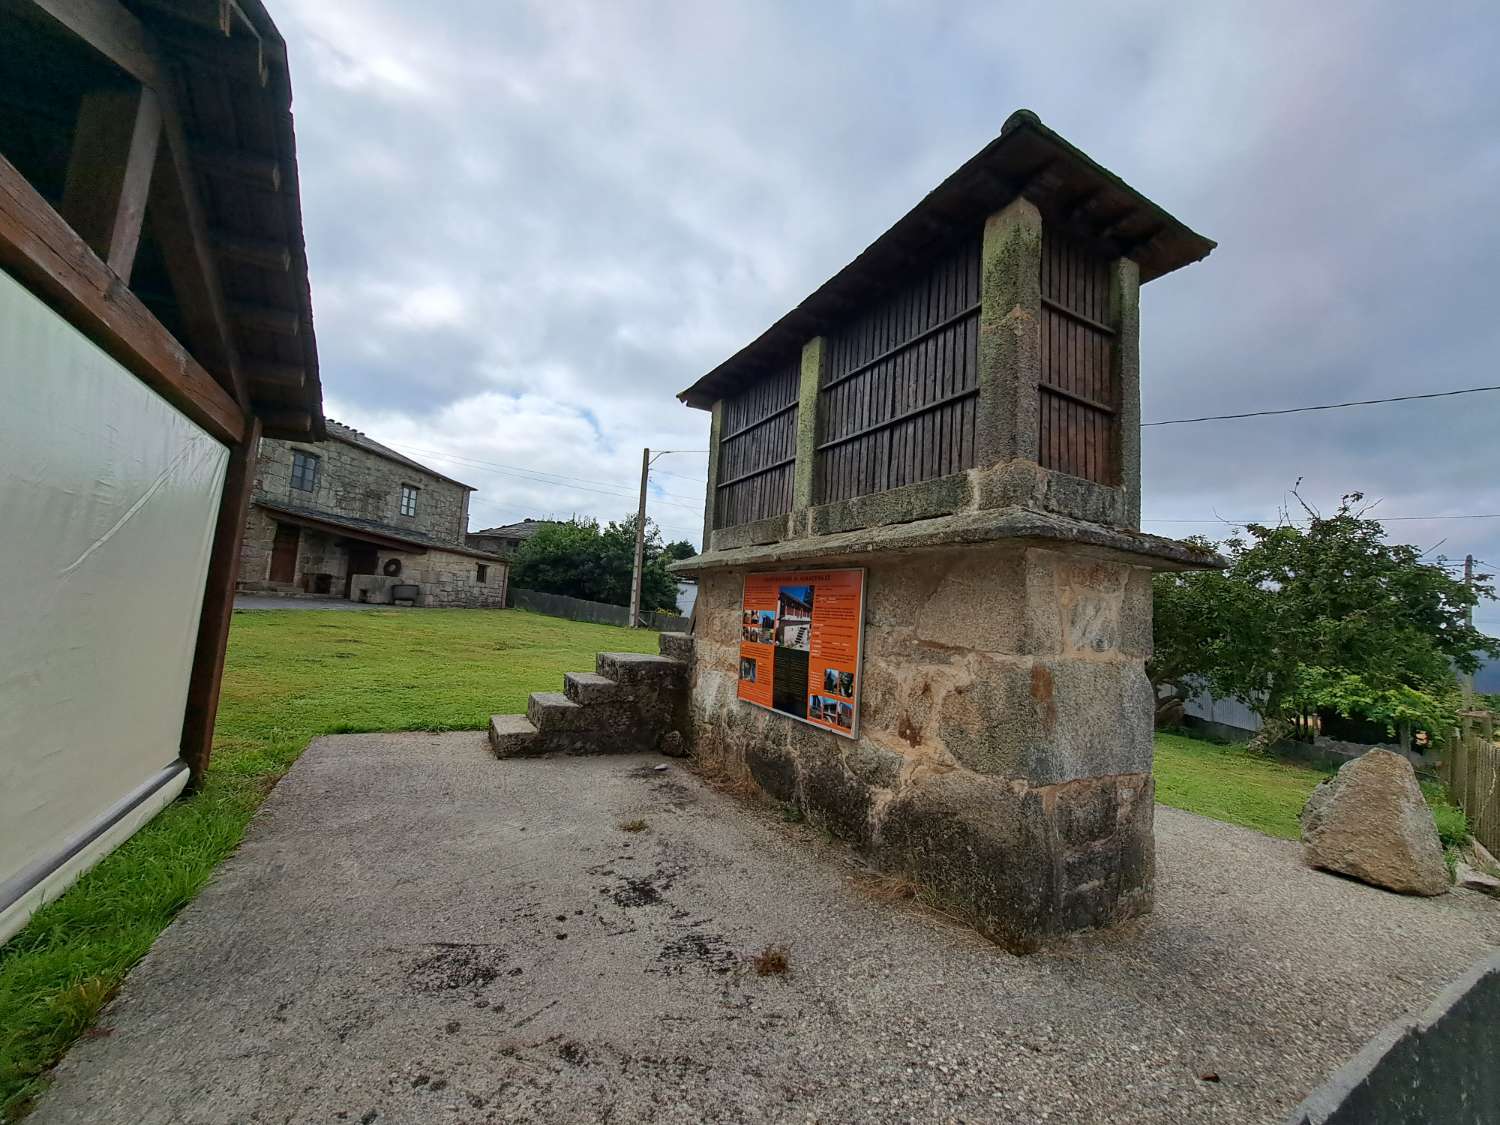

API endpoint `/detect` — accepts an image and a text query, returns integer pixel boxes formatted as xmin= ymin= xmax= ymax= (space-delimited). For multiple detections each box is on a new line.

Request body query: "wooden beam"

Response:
xmin=250 ymin=404 xmax=311 ymax=433
xmin=179 ymin=416 xmax=260 ymax=783
xmin=0 ymin=151 xmax=245 ymax=444
xmin=231 ymin=300 xmax=298 ymax=336
xmin=150 ymin=105 xmax=248 ymax=408
xmin=29 ymin=0 xmax=163 ymax=86
xmin=33 ymin=0 xmax=250 ymax=408
xmin=243 ymin=359 xmax=303 ymax=388
xmin=211 ymin=229 xmax=289 ymax=271
xmin=192 ymin=144 xmax=280 ymax=191
xmin=60 ymin=84 xmax=161 ymax=281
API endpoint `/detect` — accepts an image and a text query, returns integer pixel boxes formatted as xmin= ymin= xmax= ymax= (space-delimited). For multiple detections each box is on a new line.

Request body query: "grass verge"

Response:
xmin=0 ymin=608 xmax=656 ymax=1120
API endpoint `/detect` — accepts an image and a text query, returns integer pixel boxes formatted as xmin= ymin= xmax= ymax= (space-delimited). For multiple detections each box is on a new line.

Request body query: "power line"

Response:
xmin=1144 ymin=513 xmax=1500 ymax=525
xmin=393 ymin=443 xmax=704 ymax=512
xmin=1142 ymin=384 xmax=1500 ymax=427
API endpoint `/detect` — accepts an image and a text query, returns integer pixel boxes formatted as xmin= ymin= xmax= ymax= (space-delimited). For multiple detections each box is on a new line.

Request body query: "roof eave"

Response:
xmin=678 ymin=109 xmax=1215 ymax=410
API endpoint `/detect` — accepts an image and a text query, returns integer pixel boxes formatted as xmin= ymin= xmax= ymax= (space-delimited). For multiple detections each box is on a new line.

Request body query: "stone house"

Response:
xmin=466 ymin=517 xmax=554 ymax=557
xmin=238 ymin=420 xmax=508 ymax=607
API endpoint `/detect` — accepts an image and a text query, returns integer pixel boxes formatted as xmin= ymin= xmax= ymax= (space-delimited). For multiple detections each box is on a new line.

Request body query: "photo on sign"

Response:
xmin=823 ymin=668 xmax=856 ymax=698
xmin=739 ymin=657 xmax=757 ymax=683
xmin=809 ymin=695 xmax=837 ymax=721
xmin=775 ymin=584 xmax=813 ymax=651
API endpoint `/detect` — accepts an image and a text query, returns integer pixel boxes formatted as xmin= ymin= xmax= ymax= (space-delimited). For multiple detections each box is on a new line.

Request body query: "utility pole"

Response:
xmin=1464 ymin=553 xmax=1475 ymax=705
xmin=629 ymin=447 xmax=649 ymax=628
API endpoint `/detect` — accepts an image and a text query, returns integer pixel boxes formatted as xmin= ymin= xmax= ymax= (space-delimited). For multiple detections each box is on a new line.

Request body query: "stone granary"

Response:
xmin=669 ymin=110 xmax=1222 ymax=950
xmin=238 ymin=419 xmax=508 ymax=608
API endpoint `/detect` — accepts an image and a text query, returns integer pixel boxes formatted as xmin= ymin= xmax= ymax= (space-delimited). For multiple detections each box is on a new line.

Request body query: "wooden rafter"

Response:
xmin=0 ymin=150 xmax=245 ymax=444
xmin=30 ymin=0 xmax=250 ymax=409
xmin=59 ymin=84 xmax=161 ymax=281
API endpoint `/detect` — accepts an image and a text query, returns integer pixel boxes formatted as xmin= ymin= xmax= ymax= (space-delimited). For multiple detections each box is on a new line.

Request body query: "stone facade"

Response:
xmin=687 ymin=545 xmax=1157 ymax=950
xmin=238 ymin=421 xmax=508 ymax=609
xmin=254 ymin=424 xmax=471 ymax=548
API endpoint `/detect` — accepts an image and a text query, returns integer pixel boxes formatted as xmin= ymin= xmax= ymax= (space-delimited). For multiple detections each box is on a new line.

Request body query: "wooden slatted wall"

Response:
xmin=714 ymin=357 xmax=799 ymax=529
xmin=1039 ymin=230 xmax=1119 ymax=485
xmin=815 ymin=236 xmax=981 ymax=504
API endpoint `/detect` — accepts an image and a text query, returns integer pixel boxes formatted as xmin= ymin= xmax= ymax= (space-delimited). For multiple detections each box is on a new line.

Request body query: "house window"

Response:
xmin=400 ymin=484 xmax=418 ymax=516
xmin=290 ymin=450 xmax=319 ymax=492
xmin=476 ymin=563 xmax=488 ymax=584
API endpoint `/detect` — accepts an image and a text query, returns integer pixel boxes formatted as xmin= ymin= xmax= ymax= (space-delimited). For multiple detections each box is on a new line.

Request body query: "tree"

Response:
xmin=1150 ymin=491 xmax=1499 ymax=739
xmin=662 ymin=539 xmax=697 ymax=562
xmin=510 ymin=515 xmax=681 ymax=613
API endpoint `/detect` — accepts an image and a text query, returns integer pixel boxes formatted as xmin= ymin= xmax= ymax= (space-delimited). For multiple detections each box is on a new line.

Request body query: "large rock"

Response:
xmin=1300 ymin=749 xmax=1448 ymax=896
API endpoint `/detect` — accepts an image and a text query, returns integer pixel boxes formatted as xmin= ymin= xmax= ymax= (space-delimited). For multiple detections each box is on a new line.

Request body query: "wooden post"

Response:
xmin=60 ymin=84 xmax=161 ymax=282
xmin=180 ymin=418 xmax=261 ymax=783
xmin=628 ymin=447 xmax=649 ymax=628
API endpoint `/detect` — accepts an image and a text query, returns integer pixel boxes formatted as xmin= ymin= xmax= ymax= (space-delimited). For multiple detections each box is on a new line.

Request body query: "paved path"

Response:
xmin=32 ymin=734 xmax=1499 ymax=1124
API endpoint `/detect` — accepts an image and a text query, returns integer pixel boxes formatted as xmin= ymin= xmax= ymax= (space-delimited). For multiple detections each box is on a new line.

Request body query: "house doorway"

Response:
xmin=269 ymin=523 xmax=300 ymax=584
xmin=344 ymin=544 xmax=379 ymax=599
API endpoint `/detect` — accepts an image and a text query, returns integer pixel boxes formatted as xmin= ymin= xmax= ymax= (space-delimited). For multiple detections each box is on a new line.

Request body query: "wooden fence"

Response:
xmin=508 ymin=587 xmax=691 ymax=633
xmin=1447 ymin=711 xmax=1499 ymax=856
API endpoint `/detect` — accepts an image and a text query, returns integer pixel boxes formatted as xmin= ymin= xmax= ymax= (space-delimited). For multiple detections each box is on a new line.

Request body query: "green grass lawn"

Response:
xmin=0 ymin=608 xmax=658 ymax=1120
xmin=1153 ymin=731 xmax=1333 ymax=839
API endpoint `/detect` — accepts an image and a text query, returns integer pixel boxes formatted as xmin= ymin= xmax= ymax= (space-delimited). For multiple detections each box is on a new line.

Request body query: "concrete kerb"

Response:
xmin=1285 ymin=950 xmax=1500 ymax=1125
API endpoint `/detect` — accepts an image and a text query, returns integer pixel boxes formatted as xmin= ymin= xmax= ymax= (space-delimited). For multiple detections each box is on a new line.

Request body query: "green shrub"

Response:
xmin=1421 ymin=781 xmax=1470 ymax=849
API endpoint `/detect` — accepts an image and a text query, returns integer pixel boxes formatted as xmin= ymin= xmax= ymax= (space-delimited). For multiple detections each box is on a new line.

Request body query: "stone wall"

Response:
xmin=351 ymin=547 xmax=507 ymax=608
xmin=687 ymin=544 xmax=1157 ymax=951
xmin=255 ymin=434 xmax=470 ymax=547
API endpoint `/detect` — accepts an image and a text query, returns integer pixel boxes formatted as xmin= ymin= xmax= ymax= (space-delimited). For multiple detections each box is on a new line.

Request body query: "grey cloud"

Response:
xmin=275 ymin=0 xmax=1500 ymax=619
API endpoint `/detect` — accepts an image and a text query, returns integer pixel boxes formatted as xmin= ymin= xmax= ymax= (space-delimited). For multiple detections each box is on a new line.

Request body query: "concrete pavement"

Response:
xmin=30 ymin=733 xmax=1500 ymax=1124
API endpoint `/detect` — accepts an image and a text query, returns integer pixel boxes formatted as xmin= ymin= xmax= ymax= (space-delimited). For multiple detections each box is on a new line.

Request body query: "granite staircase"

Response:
xmin=488 ymin=631 xmax=694 ymax=758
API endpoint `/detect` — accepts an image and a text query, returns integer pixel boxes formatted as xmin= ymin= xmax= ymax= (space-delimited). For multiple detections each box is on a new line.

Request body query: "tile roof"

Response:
xmin=324 ymin=420 xmax=476 ymax=491
xmin=470 ymin=518 xmax=554 ymax=539
xmin=257 ymin=499 xmax=505 ymax=560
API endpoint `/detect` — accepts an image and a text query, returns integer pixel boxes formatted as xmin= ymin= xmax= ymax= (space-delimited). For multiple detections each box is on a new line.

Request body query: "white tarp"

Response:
xmin=0 ymin=266 xmax=228 ymax=924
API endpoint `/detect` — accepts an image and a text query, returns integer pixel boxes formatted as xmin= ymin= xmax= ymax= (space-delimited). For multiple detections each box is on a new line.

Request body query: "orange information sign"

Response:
xmin=736 ymin=568 xmax=865 ymax=738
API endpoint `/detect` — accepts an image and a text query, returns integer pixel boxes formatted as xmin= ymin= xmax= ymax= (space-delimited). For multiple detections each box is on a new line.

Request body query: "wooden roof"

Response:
xmin=679 ymin=110 xmax=1215 ymax=410
xmin=125 ymin=0 xmax=324 ymax=439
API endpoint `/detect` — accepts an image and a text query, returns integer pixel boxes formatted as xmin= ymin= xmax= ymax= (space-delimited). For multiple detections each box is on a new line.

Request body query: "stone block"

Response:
xmin=527 ymin=692 xmax=593 ymax=732
xmin=935 ymin=654 xmax=1154 ymax=784
xmin=798 ymin=743 xmax=876 ymax=845
xmin=489 ymin=715 xmax=540 ymax=758
xmin=563 ymin=672 xmax=623 ymax=705
xmin=878 ymin=769 xmax=1059 ymax=952
xmin=658 ymin=631 xmax=695 ymax=663
xmin=808 ymin=472 xmax=972 ymax=537
xmin=711 ymin=514 xmax=791 ymax=552
xmin=745 ymin=737 xmax=799 ymax=804
xmin=597 ymin=652 xmax=687 ymax=688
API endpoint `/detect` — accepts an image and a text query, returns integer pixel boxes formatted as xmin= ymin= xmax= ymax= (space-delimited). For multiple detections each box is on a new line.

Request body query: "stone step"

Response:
xmin=563 ymin=671 xmax=624 ymax=705
xmin=596 ymin=651 xmax=686 ymax=687
xmin=488 ymin=714 xmax=540 ymax=758
xmin=526 ymin=691 xmax=595 ymax=732
xmin=658 ymin=631 xmax=695 ymax=663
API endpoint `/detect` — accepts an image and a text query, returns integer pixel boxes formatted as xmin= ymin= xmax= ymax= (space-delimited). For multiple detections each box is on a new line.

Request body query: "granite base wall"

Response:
xmin=688 ymin=543 xmax=1157 ymax=951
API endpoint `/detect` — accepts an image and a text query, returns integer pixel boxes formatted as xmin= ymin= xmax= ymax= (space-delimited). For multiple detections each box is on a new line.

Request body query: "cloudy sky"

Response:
xmin=275 ymin=0 xmax=1500 ymax=633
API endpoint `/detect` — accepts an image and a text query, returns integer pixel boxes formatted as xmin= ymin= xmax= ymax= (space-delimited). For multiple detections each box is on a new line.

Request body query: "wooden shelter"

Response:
xmin=0 ymin=0 xmax=322 ymax=941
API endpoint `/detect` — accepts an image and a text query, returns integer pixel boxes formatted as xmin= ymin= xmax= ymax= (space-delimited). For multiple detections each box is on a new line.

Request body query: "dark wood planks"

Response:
xmin=59 ymin=84 xmax=161 ymax=281
xmin=816 ymin=234 xmax=980 ymax=504
xmin=714 ymin=357 xmax=799 ymax=529
xmin=0 ymin=149 xmax=245 ymax=443
xmin=1039 ymin=229 xmax=1118 ymax=485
